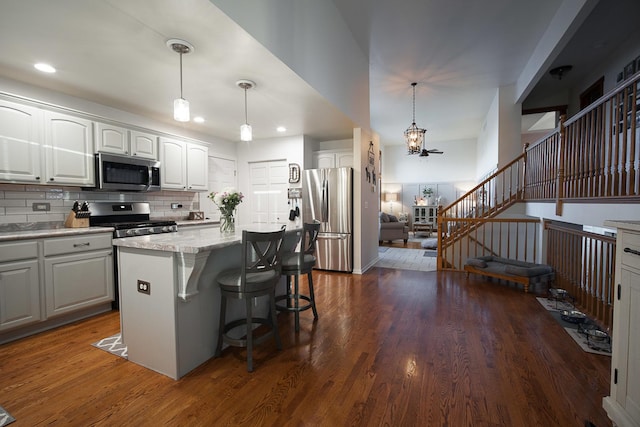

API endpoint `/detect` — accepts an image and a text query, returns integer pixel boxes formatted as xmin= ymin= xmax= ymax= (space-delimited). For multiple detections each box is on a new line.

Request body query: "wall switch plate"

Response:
xmin=32 ymin=202 xmax=51 ymax=211
xmin=137 ymin=280 xmax=150 ymax=295
xmin=171 ymin=203 xmax=183 ymax=209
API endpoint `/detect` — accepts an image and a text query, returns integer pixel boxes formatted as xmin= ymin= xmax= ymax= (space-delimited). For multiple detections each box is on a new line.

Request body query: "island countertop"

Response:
xmin=112 ymin=223 xmax=298 ymax=254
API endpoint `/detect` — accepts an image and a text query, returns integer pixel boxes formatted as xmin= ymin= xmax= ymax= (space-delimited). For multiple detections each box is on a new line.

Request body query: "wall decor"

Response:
xmin=288 ymin=163 xmax=300 ymax=183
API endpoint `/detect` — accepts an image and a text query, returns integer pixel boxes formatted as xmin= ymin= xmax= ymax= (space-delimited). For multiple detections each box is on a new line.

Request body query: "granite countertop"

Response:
xmin=603 ymin=220 xmax=640 ymax=233
xmin=113 ymin=223 xmax=300 ymax=254
xmin=175 ymin=219 xmax=219 ymax=227
xmin=0 ymin=223 xmax=115 ymax=242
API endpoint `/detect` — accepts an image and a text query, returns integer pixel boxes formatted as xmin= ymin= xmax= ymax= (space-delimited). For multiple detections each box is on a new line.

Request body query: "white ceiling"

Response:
xmin=0 ymin=0 xmax=638 ymax=148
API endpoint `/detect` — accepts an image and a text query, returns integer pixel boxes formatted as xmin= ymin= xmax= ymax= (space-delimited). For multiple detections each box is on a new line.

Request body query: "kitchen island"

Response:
xmin=112 ymin=224 xmax=300 ymax=379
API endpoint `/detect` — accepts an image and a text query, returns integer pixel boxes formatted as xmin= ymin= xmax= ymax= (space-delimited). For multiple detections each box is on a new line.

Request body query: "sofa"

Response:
xmin=464 ymin=255 xmax=554 ymax=293
xmin=379 ymin=212 xmax=409 ymax=243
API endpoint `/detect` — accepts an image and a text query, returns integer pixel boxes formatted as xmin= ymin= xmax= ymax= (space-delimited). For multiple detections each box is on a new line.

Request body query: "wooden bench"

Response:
xmin=464 ymin=256 xmax=554 ymax=293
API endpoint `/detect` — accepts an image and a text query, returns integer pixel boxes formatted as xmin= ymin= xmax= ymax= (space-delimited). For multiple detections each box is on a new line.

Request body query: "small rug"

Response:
xmin=536 ymin=297 xmax=611 ymax=356
xmin=0 ymin=406 xmax=15 ymax=426
xmin=378 ymin=246 xmax=389 ymax=253
xmin=423 ymin=250 xmax=437 ymax=257
xmin=92 ymin=333 xmax=128 ymax=359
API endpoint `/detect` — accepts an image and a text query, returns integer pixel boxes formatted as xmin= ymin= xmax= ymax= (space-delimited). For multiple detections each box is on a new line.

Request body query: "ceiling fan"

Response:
xmin=419 ymin=147 xmax=443 ymax=157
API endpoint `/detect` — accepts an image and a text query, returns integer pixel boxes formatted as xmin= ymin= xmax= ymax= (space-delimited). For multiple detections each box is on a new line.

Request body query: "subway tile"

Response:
xmin=5 ymin=191 xmax=46 ymax=199
xmin=1 ymin=214 xmax=28 ymax=223
xmin=0 ymin=199 xmax=27 ymax=207
xmin=0 ymin=183 xmax=26 ymax=191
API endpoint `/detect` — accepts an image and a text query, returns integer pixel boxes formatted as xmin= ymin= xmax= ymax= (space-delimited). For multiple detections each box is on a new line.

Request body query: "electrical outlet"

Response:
xmin=170 ymin=203 xmax=183 ymax=209
xmin=137 ymin=280 xmax=151 ymax=295
xmin=32 ymin=202 xmax=51 ymax=211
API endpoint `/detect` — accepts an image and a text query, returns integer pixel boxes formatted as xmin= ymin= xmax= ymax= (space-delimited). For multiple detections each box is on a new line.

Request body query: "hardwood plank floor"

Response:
xmin=0 ymin=268 xmax=611 ymax=426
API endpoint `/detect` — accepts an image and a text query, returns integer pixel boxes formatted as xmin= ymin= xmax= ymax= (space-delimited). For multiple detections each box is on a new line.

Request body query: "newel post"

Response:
xmin=555 ymin=114 xmax=566 ymax=216
xmin=522 ymin=142 xmax=529 ymax=200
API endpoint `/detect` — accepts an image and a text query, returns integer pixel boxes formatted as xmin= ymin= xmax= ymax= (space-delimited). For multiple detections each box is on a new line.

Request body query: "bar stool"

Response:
xmin=215 ymin=226 xmax=285 ymax=372
xmin=276 ymin=222 xmax=320 ymax=332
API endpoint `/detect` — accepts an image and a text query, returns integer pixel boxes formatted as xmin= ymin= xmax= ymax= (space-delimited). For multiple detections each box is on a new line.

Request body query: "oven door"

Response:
xmin=96 ymin=153 xmax=161 ymax=192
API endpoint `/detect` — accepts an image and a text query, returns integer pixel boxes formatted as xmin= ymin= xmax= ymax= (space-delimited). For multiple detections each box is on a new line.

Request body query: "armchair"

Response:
xmin=379 ymin=212 xmax=409 ymax=243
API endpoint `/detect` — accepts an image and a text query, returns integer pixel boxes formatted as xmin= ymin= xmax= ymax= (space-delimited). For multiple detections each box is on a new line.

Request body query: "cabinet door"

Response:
xmin=336 ymin=151 xmax=353 ymax=168
xmin=186 ymin=143 xmax=208 ymax=191
xmin=0 ymin=100 xmax=42 ymax=183
xmin=44 ymin=111 xmax=95 ymax=186
xmin=130 ymin=130 xmax=158 ymax=160
xmin=160 ymin=137 xmax=186 ymax=189
xmin=616 ymin=267 xmax=640 ymax=421
xmin=95 ymin=122 xmax=129 ymax=155
xmin=314 ymin=152 xmax=335 ymax=169
xmin=44 ymin=249 xmax=113 ymax=318
xmin=0 ymin=259 xmax=41 ymax=331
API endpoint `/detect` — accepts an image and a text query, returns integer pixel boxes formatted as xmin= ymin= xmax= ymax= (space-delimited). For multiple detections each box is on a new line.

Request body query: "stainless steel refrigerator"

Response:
xmin=302 ymin=167 xmax=353 ymax=272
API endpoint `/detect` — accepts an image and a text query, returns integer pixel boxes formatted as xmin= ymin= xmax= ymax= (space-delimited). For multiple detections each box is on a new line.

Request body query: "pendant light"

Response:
xmin=404 ymin=82 xmax=426 ymax=155
xmin=236 ymin=80 xmax=255 ymax=141
xmin=167 ymin=39 xmax=194 ymax=122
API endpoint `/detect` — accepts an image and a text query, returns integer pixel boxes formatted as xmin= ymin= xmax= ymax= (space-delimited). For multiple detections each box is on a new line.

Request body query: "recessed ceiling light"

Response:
xmin=193 ymin=116 xmax=205 ymax=123
xmin=276 ymin=126 xmax=286 ymax=132
xmin=34 ymin=63 xmax=56 ymax=73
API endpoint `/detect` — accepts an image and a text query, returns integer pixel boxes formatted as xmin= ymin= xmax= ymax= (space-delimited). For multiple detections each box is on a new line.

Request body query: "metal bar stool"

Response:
xmin=276 ymin=222 xmax=320 ymax=332
xmin=215 ymin=226 xmax=285 ymax=372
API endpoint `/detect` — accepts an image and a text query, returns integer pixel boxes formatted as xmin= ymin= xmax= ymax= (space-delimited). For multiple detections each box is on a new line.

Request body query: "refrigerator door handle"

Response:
xmin=318 ymin=233 xmax=348 ymax=240
xmin=321 ymin=179 xmax=329 ymax=222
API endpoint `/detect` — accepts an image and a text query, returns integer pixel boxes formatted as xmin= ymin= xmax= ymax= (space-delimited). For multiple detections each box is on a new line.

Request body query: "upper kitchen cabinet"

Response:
xmin=43 ymin=111 xmax=95 ymax=186
xmin=130 ymin=130 xmax=158 ymax=160
xmin=313 ymin=149 xmax=353 ymax=169
xmin=95 ymin=122 xmax=158 ymax=160
xmin=0 ymin=99 xmax=42 ymax=183
xmin=159 ymin=137 xmax=208 ymax=191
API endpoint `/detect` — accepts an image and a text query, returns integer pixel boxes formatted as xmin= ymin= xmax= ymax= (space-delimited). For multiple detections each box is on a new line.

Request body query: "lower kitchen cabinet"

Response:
xmin=44 ymin=249 xmax=113 ymax=317
xmin=0 ymin=232 xmax=114 ymax=344
xmin=603 ymin=221 xmax=640 ymax=427
xmin=0 ymin=259 xmax=41 ymax=332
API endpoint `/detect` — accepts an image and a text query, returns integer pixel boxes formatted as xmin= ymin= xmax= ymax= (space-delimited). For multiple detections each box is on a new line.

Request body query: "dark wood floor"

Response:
xmin=0 ymin=267 xmax=612 ymax=426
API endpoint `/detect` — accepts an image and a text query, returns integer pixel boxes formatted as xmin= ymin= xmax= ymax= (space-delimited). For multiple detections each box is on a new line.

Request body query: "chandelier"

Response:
xmin=404 ymin=82 xmax=426 ymax=154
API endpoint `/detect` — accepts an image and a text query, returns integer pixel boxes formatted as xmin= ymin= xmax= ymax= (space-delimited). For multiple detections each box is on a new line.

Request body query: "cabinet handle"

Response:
xmin=49 ymin=177 xmax=54 ymax=181
xmin=73 ymin=242 xmax=90 ymax=248
xmin=623 ymin=247 xmax=640 ymax=256
xmin=35 ymin=176 xmax=40 ymax=180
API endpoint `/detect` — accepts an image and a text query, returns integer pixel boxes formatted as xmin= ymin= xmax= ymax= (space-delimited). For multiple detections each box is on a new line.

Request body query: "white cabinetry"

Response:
xmin=313 ymin=149 xmax=353 ymax=169
xmin=603 ymin=222 xmax=640 ymax=427
xmin=413 ymin=205 xmax=438 ymax=225
xmin=159 ymin=137 xmax=208 ymax=191
xmin=95 ymin=122 xmax=158 ymax=160
xmin=43 ymin=111 xmax=94 ymax=186
xmin=43 ymin=234 xmax=113 ymax=318
xmin=0 ymin=241 xmax=41 ymax=331
xmin=0 ymin=99 xmax=42 ymax=183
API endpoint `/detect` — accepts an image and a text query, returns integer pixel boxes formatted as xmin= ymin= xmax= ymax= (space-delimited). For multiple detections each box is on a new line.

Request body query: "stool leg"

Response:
xmin=294 ymin=273 xmax=300 ymax=332
xmin=246 ymin=298 xmax=254 ymax=372
xmin=270 ymin=291 xmax=282 ymax=350
xmin=215 ymin=294 xmax=227 ymax=357
xmin=308 ymin=271 xmax=318 ymax=320
xmin=286 ymin=275 xmax=292 ymax=308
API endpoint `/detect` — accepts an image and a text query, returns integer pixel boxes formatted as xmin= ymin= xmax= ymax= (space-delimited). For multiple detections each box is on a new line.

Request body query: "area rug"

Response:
xmin=423 ymin=250 xmax=437 ymax=257
xmin=378 ymin=246 xmax=389 ymax=253
xmin=92 ymin=333 xmax=128 ymax=359
xmin=536 ymin=297 xmax=611 ymax=356
xmin=0 ymin=405 xmax=15 ymax=426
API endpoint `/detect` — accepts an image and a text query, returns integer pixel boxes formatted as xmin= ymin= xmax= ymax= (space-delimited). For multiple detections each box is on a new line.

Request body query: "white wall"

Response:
xmin=210 ymin=0 xmax=371 ymax=130
xmin=497 ymin=85 xmax=524 ymax=166
xmin=354 ymin=128 xmax=380 ymax=274
xmin=525 ymin=202 xmax=640 ymax=230
xmin=476 ymin=90 xmax=500 ymax=180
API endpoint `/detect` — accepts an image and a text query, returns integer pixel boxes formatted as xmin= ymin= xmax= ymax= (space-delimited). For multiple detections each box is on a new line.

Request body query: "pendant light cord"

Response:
xmin=179 ymin=52 xmax=184 ymax=99
xmin=244 ymin=87 xmax=248 ymax=123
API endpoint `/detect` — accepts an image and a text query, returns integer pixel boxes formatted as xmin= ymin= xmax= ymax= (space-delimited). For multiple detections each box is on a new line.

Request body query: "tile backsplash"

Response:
xmin=0 ymin=183 xmax=199 ymax=224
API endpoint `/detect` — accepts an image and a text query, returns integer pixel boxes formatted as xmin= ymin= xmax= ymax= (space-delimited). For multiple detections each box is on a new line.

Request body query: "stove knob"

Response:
xmin=162 ymin=226 xmax=171 ymax=233
xmin=126 ymin=229 xmax=136 ymax=237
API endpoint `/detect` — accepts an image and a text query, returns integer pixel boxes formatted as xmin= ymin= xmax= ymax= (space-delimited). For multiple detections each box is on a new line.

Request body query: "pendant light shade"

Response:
xmin=237 ymin=80 xmax=255 ymax=141
xmin=404 ymin=82 xmax=426 ymax=154
xmin=167 ymin=39 xmax=194 ymax=122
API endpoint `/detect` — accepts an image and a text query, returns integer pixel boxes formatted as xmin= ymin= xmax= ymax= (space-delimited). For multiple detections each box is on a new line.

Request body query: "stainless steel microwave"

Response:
xmin=95 ymin=153 xmax=161 ymax=192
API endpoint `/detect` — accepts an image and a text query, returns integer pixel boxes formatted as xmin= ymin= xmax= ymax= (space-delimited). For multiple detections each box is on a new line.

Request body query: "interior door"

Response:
xmin=248 ymin=160 xmax=289 ymax=224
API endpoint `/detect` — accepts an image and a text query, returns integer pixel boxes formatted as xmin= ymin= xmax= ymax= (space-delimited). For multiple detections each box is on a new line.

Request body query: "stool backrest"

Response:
xmin=241 ymin=226 xmax=286 ymax=289
xmin=299 ymin=222 xmax=320 ymax=261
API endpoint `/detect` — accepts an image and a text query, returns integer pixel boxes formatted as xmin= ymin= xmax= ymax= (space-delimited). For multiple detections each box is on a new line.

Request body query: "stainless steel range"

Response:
xmin=89 ymin=202 xmax=178 ymax=308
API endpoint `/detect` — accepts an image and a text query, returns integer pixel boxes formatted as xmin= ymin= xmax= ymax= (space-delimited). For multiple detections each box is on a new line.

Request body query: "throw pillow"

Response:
xmin=388 ymin=214 xmax=398 ymax=222
xmin=466 ymin=258 xmax=488 ymax=268
xmin=380 ymin=212 xmax=390 ymax=222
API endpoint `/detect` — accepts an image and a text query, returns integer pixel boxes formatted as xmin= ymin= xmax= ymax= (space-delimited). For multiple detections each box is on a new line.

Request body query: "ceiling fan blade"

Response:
xmin=419 ymin=149 xmax=429 ymax=157
xmin=427 ymin=149 xmax=443 ymax=154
